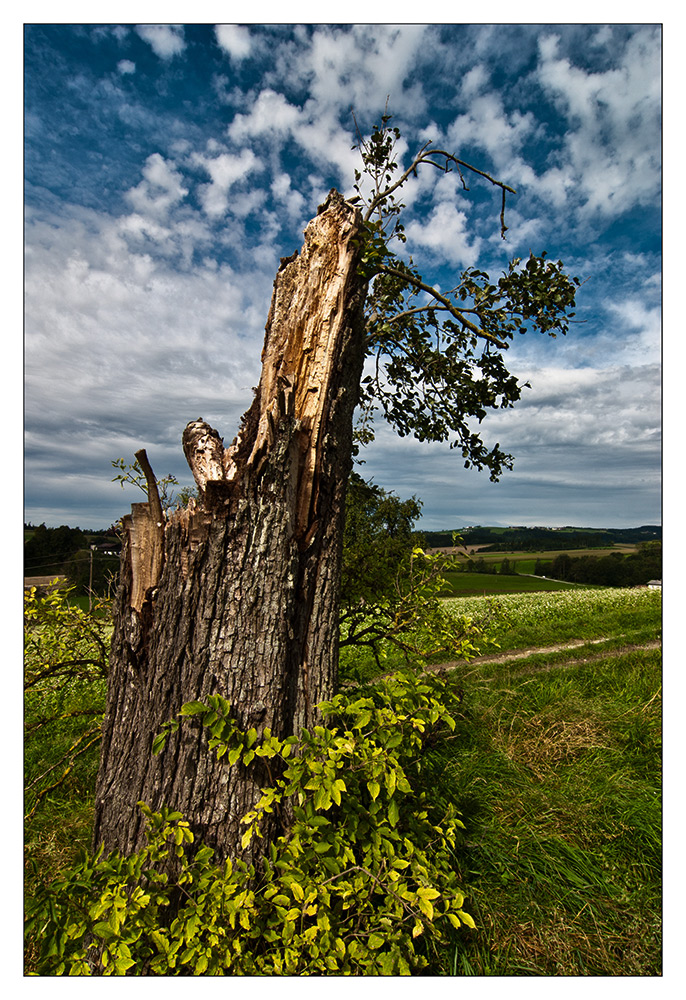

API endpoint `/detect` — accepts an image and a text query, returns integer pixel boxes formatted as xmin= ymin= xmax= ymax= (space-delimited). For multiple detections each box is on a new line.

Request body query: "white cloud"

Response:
xmin=305 ymin=24 xmax=427 ymax=115
xmin=24 ymin=204 xmax=273 ymax=522
xmin=228 ymin=89 xmax=302 ymax=142
xmin=271 ymin=174 xmax=306 ymax=223
xmin=224 ymin=25 xmax=428 ymax=182
xmin=135 ymin=25 xmax=186 ymax=60
xmin=214 ymin=24 xmax=252 ymax=60
xmin=117 ymin=59 xmax=136 ymax=75
xmin=192 ymin=148 xmax=262 ymax=218
xmin=405 ymin=201 xmax=482 ymax=267
xmin=499 ymin=365 xmax=661 ymax=449
xmin=227 ymin=87 xmax=358 ymax=183
xmin=449 ymin=89 xmax=536 ymax=171
xmin=125 ymin=153 xmax=188 ymax=219
xmin=605 ymin=300 xmax=661 ymax=366
xmin=535 ymin=27 xmax=661 ymax=216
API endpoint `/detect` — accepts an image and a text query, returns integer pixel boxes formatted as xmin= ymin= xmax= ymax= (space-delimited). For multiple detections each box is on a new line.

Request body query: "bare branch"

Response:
xmin=371 ymin=265 xmax=509 ymax=349
xmin=135 ymin=448 xmax=164 ymax=525
xmin=364 ymin=145 xmax=516 ymax=239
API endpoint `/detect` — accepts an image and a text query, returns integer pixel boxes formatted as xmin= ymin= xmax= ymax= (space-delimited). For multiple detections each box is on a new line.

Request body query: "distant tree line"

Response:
xmin=423 ymin=525 xmax=662 ymax=551
xmin=534 ymin=543 xmax=661 ymax=587
xmin=24 ymin=523 xmax=121 ymax=595
xmin=451 ymin=557 xmax=519 ymax=576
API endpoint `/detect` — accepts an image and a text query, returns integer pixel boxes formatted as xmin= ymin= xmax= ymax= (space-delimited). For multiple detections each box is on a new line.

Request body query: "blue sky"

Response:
xmin=23 ymin=21 xmax=662 ymax=530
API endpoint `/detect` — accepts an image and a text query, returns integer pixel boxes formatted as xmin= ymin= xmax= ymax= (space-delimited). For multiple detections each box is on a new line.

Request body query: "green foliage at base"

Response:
xmin=25 ymin=671 xmax=475 ymax=976
xmin=24 ymin=586 xmax=109 ymax=824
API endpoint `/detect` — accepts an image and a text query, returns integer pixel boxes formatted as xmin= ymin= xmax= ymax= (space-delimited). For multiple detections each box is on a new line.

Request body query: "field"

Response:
xmin=432 ymin=545 xmax=638 ymax=562
xmin=439 ymin=570 xmax=577 ymax=596
xmin=25 ymin=586 xmax=661 ymax=976
xmin=426 ymin=645 xmax=662 ymax=973
xmin=427 ymin=543 xmax=650 ymax=597
xmin=444 ymin=586 xmax=661 ymax=653
xmin=346 ymin=587 xmax=662 ymax=974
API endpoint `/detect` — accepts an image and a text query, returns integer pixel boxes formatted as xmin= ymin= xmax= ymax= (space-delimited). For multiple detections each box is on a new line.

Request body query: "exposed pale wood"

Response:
xmin=246 ymin=189 xmax=365 ymax=538
xmin=182 ymin=419 xmax=227 ymax=493
xmin=122 ymin=450 xmax=165 ymax=612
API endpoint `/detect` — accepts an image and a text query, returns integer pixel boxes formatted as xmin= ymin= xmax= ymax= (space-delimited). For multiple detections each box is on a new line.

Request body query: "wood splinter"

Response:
xmin=124 ymin=449 xmax=165 ymax=612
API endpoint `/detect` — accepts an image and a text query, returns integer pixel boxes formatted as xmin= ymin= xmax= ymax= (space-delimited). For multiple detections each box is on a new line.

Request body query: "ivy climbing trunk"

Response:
xmin=92 ymin=191 xmax=367 ymax=863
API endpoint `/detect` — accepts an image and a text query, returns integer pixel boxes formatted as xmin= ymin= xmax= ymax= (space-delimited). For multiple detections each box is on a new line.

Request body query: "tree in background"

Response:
xmin=340 ymin=472 xmax=423 ymax=609
xmin=24 ymin=524 xmax=88 ymax=578
xmin=93 ymin=116 xmax=580 ymax=865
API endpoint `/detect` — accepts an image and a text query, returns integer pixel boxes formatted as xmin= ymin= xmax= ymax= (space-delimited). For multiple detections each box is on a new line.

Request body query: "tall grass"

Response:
xmin=419 ymin=645 xmax=661 ymax=975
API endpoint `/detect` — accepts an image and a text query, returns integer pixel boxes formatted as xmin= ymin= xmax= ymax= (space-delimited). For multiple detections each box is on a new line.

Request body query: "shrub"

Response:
xmin=25 ymin=670 xmax=474 ymax=976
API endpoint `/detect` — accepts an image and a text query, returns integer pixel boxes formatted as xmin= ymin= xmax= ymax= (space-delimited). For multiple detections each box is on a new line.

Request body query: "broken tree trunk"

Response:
xmin=92 ymin=190 xmax=367 ymax=863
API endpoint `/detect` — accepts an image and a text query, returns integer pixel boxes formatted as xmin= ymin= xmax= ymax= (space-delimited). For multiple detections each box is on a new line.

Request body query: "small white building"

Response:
xmin=647 ymin=580 xmax=662 ymax=590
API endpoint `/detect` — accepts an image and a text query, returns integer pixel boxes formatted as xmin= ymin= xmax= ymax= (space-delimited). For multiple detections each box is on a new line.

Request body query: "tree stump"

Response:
xmin=92 ymin=190 xmax=367 ymax=863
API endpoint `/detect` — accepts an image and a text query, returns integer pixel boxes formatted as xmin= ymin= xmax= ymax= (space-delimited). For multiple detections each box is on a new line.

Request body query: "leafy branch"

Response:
xmin=349 ymin=109 xmax=582 ymax=480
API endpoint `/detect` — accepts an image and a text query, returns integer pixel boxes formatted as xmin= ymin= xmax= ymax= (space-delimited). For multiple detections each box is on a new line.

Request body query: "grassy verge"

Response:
xmin=420 ymin=645 xmax=661 ymax=975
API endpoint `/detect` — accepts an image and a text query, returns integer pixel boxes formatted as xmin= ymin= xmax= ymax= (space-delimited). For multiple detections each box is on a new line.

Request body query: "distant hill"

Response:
xmin=422 ymin=525 xmax=661 ymax=551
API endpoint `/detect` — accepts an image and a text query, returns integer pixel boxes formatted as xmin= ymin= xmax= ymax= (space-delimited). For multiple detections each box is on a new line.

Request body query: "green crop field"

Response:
xmin=440 ymin=570 xmax=576 ymax=596
xmin=443 ymin=586 xmax=661 ymax=653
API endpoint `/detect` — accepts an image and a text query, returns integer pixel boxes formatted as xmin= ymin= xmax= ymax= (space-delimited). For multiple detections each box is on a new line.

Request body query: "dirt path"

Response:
xmin=425 ymin=637 xmax=662 ymax=677
xmin=345 ymin=637 xmax=661 ymax=689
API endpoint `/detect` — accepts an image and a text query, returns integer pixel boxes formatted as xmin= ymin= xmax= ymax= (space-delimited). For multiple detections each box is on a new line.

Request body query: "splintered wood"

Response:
xmin=180 ymin=190 xmax=363 ymax=541
xmin=247 ymin=191 xmax=363 ymax=537
xmin=122 ymin=448 xmax=165 ymax=612
xmin=119 ymin=191 xmax=363 ymax=610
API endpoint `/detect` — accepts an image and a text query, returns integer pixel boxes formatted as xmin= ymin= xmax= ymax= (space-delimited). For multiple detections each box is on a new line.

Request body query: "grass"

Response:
xmin=444 ymin=587 xmax=662 ymax=652
xmin=25 ymin=585 xmax=661 ymax=976
xmin=440 ymin=570 xmax=577 ymax=596
xmin=422 ymin=645 xmax=662 ymax=975
xmin=347 ymin=586 xmax=662 ymax=975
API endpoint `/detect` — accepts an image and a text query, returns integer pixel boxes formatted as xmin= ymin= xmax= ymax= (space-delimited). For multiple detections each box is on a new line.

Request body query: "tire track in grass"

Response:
xmin=427 ymin=638 xmax=661 ymax=678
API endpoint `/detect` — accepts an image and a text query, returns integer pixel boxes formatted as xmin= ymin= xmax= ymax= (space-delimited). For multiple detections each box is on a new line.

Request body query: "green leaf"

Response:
xmin=92 ymin=921 xmax=117 ymax=941
xmin=113 ymin=955 xmax=136 ymax=975
xmin=179 ymin=701 xmax=208 ymax=716
xmin=367 ymin=780 xmax=381 ymax=801
xmin=455 ymin=909 xmax=476 ymax=929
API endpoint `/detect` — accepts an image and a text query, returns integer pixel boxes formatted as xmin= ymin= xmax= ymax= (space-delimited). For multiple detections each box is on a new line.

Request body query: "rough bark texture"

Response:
xmin=92 ymin=191 xmax=367 ymax=863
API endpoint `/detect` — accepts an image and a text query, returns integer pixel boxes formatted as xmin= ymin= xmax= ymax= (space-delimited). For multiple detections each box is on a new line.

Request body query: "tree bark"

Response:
xmin=92 ymin=190 xmax=367 ymax=863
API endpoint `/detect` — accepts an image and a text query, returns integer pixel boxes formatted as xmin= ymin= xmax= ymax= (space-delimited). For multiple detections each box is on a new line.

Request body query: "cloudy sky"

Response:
xmin=24 ymin=21 xmax=662 ymax=531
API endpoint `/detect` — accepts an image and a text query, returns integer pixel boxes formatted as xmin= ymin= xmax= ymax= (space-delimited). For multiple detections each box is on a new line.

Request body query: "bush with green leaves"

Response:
xmin=24 ymin=585 xmax=109 ymax=823
xmin=26 ymin=669 xmax=475 ymax=976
